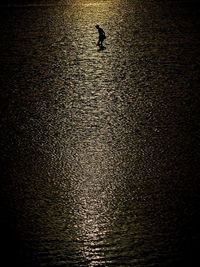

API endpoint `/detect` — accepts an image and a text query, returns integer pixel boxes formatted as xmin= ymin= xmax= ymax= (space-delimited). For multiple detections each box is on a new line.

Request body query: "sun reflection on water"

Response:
xmin=57 ymin=1 xmax=130 ymax=264
xmin=68 ymin=135 xmax=117 ymax=263
xmin=1 ymin=0 xmax=198 ymax=265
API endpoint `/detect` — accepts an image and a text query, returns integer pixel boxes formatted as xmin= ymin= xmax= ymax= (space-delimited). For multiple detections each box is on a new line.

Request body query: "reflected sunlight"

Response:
xmin=60 ymin=2 xmax=125 ymax=264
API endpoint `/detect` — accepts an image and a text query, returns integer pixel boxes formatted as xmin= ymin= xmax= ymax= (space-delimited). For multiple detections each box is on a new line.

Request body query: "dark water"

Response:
xmin=1 ymin=0 xmax=200 ymax=266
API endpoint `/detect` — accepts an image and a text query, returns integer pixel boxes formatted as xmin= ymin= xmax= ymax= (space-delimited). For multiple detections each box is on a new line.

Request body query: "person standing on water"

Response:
xmin=96 ymin=25 xmax=106 ymax=47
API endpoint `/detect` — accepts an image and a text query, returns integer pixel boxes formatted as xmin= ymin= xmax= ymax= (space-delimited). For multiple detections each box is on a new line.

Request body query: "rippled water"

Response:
xmin=1 ymin=0 xmax=200 ymax=266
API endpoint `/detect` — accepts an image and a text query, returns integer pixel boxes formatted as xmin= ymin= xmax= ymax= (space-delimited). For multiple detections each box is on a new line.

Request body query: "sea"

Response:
xmin=0 ymin=0 xmax=200 ymax=266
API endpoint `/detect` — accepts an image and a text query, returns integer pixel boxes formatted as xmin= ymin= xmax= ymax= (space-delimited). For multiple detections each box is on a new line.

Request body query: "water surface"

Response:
xmin=1 ymin=0 xmax=200 ymax=266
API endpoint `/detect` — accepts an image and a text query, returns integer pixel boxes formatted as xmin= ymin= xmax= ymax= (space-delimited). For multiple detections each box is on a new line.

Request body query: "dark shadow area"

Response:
xmin=97 ymin=45 xmax=106 ymax=52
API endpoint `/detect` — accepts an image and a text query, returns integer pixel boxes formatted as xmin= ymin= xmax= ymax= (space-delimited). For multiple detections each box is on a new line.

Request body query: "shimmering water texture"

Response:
xmin=1 ymin=0 xmax=200 ymax=266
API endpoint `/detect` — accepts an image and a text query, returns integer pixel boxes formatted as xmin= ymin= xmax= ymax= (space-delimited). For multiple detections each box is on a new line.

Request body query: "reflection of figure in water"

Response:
xmin=96 ymin=25 xmax=106 ymax=47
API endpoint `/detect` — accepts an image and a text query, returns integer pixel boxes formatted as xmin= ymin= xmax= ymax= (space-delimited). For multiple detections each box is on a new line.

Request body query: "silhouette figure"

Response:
xmin=96 ymin=25 xmax=106 ymax=47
